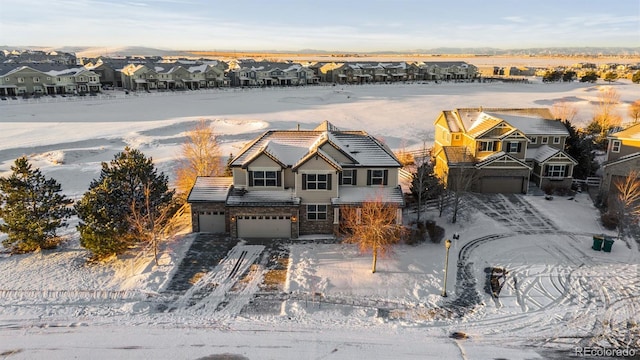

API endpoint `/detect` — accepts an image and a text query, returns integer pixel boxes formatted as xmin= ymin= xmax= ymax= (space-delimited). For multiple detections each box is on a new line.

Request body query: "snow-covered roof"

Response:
xmin=452 ymin=108 xmax=563 ymax=136
xmin=187 ymin=177 xmax=233 ymax=202
xmin=475 ymin=151 xmax=532 ymax=169
xmin=332 ymin=185 xmax=404 ymax=206
xmin=226 ymin=188 xmax=300 ymax=206
xmin=527 ymin=145 xmax=577 ymax=164
xmin=232 ymin=121 xmax=401 ymax=169
xmin=489 ymin=112 xmax=568 ymax=136
xmin=442 ymin=146 xmax=474 ymax=164
xmin=527 ymin=145 xmax=560 ymax=162
xmin=609 ymin=123 xmax=640 ymax=140
xmin=602 ymin=151 xmax=640 ymax=167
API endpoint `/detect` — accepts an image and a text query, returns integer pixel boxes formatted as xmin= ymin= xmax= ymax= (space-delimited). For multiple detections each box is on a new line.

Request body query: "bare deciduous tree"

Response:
xmin=613 ymin=170 xmax=640 ymax=240
xmin=410 ymin=142 xmax=432 ymax=223
xmin=593 ymin=87 xmax=622 ymax=137
xmin=175 ymin=119 xmax=222 ymax=197
xmin=447 ymin=165 xmax=479 ymax=224
xmin=340 ymin=197 xmax=408 ymax=273
xmin=628 ymin=99 xmax=640 ymax=124
xmin=129 ymin=183 xmax=181 ymax=265
xmin=551 ymin=101 xmax=578 ymax=122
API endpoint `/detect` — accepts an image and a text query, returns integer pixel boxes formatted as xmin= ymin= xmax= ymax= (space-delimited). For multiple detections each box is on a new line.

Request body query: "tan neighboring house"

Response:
xmin=121 ymin=62 xmax=227 ymax=91
xmin=187 ymin=121 xmax=404 ymax=238
xmin=433 ymin=108 xmax=577 ymax=193
xmin=418 ymin=62 xmax=478 ymax=81
xmin=0 ymin=66 xmax=101 ymax=96
xmin=601 ymin=123 xmax=640 ymax=196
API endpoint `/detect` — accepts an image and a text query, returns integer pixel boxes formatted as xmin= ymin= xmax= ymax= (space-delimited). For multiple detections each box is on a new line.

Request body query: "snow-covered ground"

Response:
xmin=0 ymin=81 xmax=639 ymax=359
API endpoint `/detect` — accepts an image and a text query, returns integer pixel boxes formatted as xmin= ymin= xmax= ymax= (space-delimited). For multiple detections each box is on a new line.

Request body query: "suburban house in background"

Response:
xmin=0 ymin=65 xmax=101 ymax=96
xmin=187 ymin=121 xmax=404 ymax=238
xmin=601 ymin=122 xmax=640 ymax=196
xmin=432 ymin=108 xmax=577 ymax=193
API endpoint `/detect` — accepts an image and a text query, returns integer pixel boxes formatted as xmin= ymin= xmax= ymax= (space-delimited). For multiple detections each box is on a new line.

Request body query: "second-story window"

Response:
xmin=250 ymin=170 xmax=280 ymax=187
xmin=541 ymin=137 xmax=549 ymax=144
xmin=553 ymin=137 xmax=561 ymax=144
xmin=611 ymin=140 xmax=621 ymax=153
xmin=530 ymin=137 xmax=537 ymax=144
xmin=340 ymin=169 xmax=357 ymax=185
xmin=303 ymin=173 xmax=332 ymax=190
xmin=508 ymin=142 xmax=521 ymax=153
xmin=33 ymin=77 xmax=40 ymax=82
xmin=367 ymin=169 xmax=388 ymax=186
xmin=17 ymin=77 xmax=24 ymax=83
xmin=478 ymin=141 xmax=497 ymax=152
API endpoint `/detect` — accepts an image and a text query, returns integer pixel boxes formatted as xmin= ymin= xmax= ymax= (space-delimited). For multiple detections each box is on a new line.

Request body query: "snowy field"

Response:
xmin=0 ymin=81 xmax=639 ymax=359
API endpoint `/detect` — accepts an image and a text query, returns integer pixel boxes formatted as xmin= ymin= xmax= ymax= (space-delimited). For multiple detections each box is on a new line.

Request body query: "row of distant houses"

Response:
xmin=186 ymin=112 xmax=640 ymax=239
xmin=0 ymin=59 xmax=479 ymax=97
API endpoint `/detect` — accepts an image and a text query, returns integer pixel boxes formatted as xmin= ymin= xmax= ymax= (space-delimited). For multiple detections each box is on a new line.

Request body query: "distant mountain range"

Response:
xmin=1 ymin=45 xmax=639 ymax=57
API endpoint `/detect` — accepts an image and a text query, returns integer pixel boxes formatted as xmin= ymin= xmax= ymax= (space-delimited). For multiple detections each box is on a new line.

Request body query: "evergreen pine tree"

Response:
xmin=562 ymin=120 xmax=598 ymax=179
xmin=0 ymin=157 xmax=73 ymax=253
xmin=75 ymin=147 xmax=174 ymax=258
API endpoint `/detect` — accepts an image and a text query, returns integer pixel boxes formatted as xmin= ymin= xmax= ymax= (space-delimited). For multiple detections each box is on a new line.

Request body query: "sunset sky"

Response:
xmin=0 ymin=0 xmax=638 ymax=51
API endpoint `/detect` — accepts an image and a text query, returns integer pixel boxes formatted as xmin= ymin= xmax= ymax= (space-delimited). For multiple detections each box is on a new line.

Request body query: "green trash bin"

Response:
xmin=592 ymin=236 xmax=604 ymax=251
xmin=603 ymin=238 xmax=614 ymax=253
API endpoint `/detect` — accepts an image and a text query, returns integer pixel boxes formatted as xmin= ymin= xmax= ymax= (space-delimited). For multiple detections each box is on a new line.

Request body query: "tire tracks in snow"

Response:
xmin=449 ymin=193 xmax=639 ymax=346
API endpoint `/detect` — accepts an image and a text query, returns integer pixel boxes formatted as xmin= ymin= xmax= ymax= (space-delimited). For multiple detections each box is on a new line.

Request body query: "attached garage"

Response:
xmin=237 ymin=215 xmax=291 ymax=238
xmin=198 ymin=210 xmax=226 ymax=233
xmin=480 ymin=176 xmax=525 ymax=193
xmin=187 ymin=177 xmax=233 ymax=233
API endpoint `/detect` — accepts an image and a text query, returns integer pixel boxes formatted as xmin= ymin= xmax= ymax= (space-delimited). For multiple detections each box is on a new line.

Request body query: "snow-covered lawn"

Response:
xmin=0 ymin=81 xmax=639 ymax=359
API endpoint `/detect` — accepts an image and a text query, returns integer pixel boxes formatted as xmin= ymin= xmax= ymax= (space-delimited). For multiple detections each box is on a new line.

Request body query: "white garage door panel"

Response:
xmin=237 ymin=215 xmax=291 ymax=238
xmin=199 ymin=211 xmax=225 ymax=233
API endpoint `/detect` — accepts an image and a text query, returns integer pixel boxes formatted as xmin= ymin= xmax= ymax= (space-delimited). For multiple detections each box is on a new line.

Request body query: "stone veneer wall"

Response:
xmin=190 ymin=202 xmax=227 ymax=233
xmin=299 ymin=204 xmax=335 ymax=236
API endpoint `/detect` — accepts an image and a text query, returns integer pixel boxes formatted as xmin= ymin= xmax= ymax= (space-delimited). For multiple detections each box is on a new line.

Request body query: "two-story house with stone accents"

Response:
xmin=601 ymin=123 xmax=640 ymax=196
xmin=433 ymin=108 xmax=577 ymax=193
xmin=187 ymin=121 xmax=404 ymax=238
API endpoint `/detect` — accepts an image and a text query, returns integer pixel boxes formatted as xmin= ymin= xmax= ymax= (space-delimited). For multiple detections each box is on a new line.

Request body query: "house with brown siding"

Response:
xmin=187 ymin=121 xmax=404 ymax=238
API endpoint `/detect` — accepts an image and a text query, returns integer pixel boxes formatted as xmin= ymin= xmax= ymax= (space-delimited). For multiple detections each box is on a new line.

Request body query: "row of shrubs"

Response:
xmin=406 ymin=220 xmax=445 ymax=245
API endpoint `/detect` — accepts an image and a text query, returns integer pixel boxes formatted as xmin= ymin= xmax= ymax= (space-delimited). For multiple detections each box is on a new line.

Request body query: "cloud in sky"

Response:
xmin=0 ymin=0 xmax=638 ymax=50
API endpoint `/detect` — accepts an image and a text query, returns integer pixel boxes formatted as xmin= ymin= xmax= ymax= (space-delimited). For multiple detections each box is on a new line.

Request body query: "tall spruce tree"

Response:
xmin=562 ymin=120 xmax=598 ymax=179
xmin=76 ymin=147 xmax=174 ymax=258
xmin=0 ymin=157 xmax=73 ymax=253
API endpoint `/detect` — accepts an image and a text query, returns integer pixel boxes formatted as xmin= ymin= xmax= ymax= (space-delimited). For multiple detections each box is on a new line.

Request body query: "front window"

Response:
xmin=306 ymin=173 xmax=328 ymax=190
xmin=545 ymin=164 xmax=566 ymax=177
xmin=530 ymin=137 xmax=537 ymax=144
xmin=370 ymin=170 xmax=384 ymax=185
xmin=341 ymin=169 xmax=355 ymax=185
xmin=611 ymin=140 xmax=621 ymax=153
xmin=553 ymin=137 xmax=561 ymax=144
xmin=541 ymin=137 xmax=549 ymax=144
xmin=479 ymin=141 xmax=496 ymax=152
xmin=307 ymin=204 xmax=327 ymax=220
xmin=252 ymin=170 xmax=278 ymax=187
xmin=508 ymin=142 xmax=519 ymax=153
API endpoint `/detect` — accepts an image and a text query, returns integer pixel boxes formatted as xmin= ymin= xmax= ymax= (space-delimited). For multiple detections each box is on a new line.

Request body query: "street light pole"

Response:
xmin=442 ymin=239 xmax=452 ymax=297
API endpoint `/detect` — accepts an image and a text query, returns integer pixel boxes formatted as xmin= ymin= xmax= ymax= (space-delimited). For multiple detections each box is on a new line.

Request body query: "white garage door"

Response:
xmin=198 ymin=211 xmax=226 ymax=233
xmin=237 ymin=215 xmax=291 ymax=238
